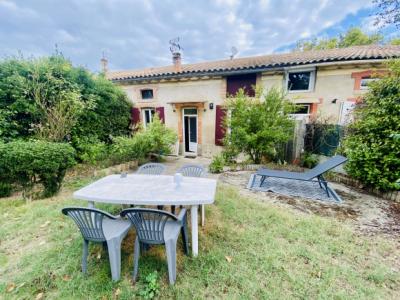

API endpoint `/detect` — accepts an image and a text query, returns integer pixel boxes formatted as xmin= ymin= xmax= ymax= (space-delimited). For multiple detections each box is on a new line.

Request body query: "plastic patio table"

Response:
xmin=73 ymin=174 xmax=217 ymax=256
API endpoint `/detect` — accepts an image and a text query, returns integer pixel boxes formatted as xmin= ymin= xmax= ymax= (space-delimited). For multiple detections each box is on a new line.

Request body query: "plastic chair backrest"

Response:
xmin=177 ymin=164 xmax=205 ymax=177
xmin=137 ymin=163 xmax=166 ymax=175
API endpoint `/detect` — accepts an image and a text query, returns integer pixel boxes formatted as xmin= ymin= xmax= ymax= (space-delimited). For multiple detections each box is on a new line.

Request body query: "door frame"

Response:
xmin=182 ymin=107 xmax=198 ymax=156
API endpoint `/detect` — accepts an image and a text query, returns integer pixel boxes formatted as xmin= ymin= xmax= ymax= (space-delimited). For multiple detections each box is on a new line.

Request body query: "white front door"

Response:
xmin=183 ymin=108 xmax=198 ymax=154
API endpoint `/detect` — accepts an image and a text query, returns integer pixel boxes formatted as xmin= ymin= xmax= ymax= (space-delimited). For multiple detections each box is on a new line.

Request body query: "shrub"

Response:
xmin=145 ymin=116 xmax=177 ymax=156
xmin=0 ymin=55 xmax=132 ymax=144
xmin=110 ymin=134 xmax=152 ymax=164
xmin=225 ymin=87 xmax=295 ymax=163
xmin=72 ymin=136 xmax=109 ymax=165
xmin=299 ymin=151 xmax=319 ymax=169
xmin=110 ymin=117 xmax=177 ymax=164
xmin=209 ymin=155 xmax=225 ymax=173
xmin=0 ymin=182 xmax=12 ymax=197
xmin=343 ymin=60 xmax=400 ymax=191
xmin=0 ymin=140 xmax=76 ymax=198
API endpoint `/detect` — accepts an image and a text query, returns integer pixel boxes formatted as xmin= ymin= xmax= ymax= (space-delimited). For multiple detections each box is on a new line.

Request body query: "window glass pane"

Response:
xmin=141 ymin=89 xmax=154 ymax=99
xmin=288 ymin=72 xmax=311 ymax=91
xmin=360 ymin=77 xmax=377 ymax=89
xmin=183 ymin=108 xmax=197 ymax=115
xmin=293 ymin=104 xmax=310 ymax=114
xmin=143 ymin=109 xmax=155 ymax=126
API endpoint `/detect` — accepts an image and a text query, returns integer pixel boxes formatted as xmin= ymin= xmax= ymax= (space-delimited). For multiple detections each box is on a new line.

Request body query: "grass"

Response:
xmin=0 ymin=176 xmax=399 ymax=299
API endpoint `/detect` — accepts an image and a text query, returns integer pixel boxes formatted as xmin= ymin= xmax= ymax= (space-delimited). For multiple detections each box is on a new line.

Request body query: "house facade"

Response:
xmin=107 ymin=45 xmax=400 ymax=157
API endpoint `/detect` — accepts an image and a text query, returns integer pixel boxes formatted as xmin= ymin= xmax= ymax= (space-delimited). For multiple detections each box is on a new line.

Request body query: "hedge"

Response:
xmin=0 ymin=140 xmax=76 ymax=198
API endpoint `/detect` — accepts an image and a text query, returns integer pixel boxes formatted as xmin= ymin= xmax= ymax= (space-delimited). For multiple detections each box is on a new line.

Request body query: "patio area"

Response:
xmin=1 ymin=157 xmax=399 ymax=299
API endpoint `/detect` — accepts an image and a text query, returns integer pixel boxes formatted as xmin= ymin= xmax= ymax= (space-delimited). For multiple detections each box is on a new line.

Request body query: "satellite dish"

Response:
xmin=230 ymin=46 xmax=238 ymax=59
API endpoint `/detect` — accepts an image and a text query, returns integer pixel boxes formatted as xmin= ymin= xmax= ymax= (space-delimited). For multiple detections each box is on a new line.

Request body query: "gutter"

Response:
xmin=111 ymin=58 xmax=389 ymax=83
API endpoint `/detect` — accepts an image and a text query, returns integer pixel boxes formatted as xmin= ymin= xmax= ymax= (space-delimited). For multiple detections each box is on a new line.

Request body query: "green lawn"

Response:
xmin=1 ymin=176 xmax=399 ymax=299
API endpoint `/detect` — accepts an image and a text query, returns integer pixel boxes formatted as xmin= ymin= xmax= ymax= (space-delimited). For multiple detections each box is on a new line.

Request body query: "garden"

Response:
xmin=0 ymin=55 xmax=399 ymax=299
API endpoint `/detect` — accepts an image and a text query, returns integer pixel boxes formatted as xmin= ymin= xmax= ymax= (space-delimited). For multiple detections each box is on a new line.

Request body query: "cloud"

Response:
xmin=0 ymin=0 xmax=378 ymax=72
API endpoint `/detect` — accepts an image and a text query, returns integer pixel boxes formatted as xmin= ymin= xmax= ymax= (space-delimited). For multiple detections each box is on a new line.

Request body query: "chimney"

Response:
xmin=172 ymin=52 xmax=182 ymax=72
xmin=100 ymin=52 xmax=108 ymax=74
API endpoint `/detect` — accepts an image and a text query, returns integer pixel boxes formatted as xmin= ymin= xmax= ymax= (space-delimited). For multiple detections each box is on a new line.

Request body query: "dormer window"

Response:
xmin=286 ymin=68 xmax=315 ymax=92
xmin=141 ymin=89 xmax=154 ymax=99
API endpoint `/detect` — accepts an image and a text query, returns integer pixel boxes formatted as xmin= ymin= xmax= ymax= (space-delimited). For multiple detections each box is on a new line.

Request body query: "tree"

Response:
xmin=373 ymin=0 xmax=400 ymax=28
xmin=343 ymin=60 xmax=400 ymax=191
xmin=0 ymin=55 xmax=132 ymax=144
xmin=224 ymin=88 xmax=295 ymax=164
xmin=295 ymin=28 xmax=383 ymax=51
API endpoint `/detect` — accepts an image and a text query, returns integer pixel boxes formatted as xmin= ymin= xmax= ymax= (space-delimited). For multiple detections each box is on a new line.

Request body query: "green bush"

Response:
xmin=343 ymin=60 xmax=400 ymax=191
xmin=0 ymin=140 xmax=76 ymax=198
xmin=225 ymin=87 xmax=295 ymax=163
xmin=72 ymin=136 xmax=109 ymax=165
xmin=300 ymin=152 xmax=319 ymax=169
xmin=209 ymin=155 xmax=225 ymax=173
xmin=0 ymin=55 xmax=132 ymax=144
xmin=0 ymin=182 xmax=12 ymax=197
xmin=110 ymin=116 xmax=177 ymax=164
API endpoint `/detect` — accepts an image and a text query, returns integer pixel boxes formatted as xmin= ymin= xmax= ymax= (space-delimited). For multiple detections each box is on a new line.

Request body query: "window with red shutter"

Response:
xmin=215 ymin=105 xmax=227 ymax=146
xmin=155 ymin=107 xmax=165 ymax=123
xmin=131 ymin=107 xmax=141 ymax=127
xmin=226 ymin=74 xmax=257 ymax=97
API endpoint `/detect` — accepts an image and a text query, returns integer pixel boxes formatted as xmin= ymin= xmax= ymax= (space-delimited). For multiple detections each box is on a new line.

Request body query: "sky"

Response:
xmin=0 ymin=0 xmax=397 ymax=72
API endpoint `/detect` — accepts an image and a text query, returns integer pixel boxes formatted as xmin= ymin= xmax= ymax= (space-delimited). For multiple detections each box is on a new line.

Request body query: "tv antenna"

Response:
xmin=230 ymin=46 xmax=238 ymax=60
xmin=169 ymin=37 xmax=182 ymax=54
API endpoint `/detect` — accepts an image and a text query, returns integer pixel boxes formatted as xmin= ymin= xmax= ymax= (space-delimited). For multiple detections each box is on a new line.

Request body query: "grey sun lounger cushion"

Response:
xmin=253 ymin=155 xmax=348 ymax=202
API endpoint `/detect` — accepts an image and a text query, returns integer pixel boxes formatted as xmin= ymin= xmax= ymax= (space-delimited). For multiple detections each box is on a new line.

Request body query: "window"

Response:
xmin=142 ymin=108 xmax=155 ymax=128
xmin=286 ymin=69 xmax=315 ymax=92
xmin=141 ymin=89 xmax=154 ymax=99
xmin=293 ymin=104 xmax=311 ymax=114
xmin=227 ymin=74 xmax=257 ymax=97
xmin=360 ymin=77 xmax=378 ymax=90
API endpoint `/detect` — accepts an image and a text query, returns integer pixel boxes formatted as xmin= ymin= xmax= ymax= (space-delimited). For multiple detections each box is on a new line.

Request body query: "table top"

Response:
xmin=73 ymin=174 xmax=217 ymax=205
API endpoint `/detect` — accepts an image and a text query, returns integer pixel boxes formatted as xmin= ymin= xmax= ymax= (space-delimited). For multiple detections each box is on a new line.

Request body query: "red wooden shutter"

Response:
xmin=215 ymin=105 xmax=227 ymax=146
xmin=131 ymin=107 xmax=141 ymax=127
xmin=155 ymin=107 xmax=165 ymax=123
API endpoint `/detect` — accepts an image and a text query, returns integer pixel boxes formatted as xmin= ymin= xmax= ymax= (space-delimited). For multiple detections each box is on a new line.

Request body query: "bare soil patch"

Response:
xmin=219 ymin=171 xmax=400 ymax=239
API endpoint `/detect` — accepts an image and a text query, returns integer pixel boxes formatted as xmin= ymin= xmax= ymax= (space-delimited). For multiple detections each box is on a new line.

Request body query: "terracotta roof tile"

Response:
xmin=108 ymin=45 xmax=400 ymax=81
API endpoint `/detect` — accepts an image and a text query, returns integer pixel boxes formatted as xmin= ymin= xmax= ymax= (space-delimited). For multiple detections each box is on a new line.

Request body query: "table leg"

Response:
xmin=88 ymin=201 xmax=95 ymax=208
xmin=201 ymin=205 xmax=205 ymax=227
xmin=191 ymin=205 xmax=199 ymax=256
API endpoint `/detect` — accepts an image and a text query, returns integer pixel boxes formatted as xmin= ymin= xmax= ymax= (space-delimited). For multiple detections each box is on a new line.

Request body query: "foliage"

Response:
xmin=299 ymin=152 xmax=319 ymax=169
xmin=72 ymin=136 xmax=109 ymax=165
xmin=295 ymin=28 xmax=384 ymax=51
xmin=391 ymin=38 xmax=400 ymax=45
xmin=343 ymin=60 xmax=400 ymax=191
xmin=110 ymin=116 xmax=177 ymax=164
xmin=138 ymin=271 xmax=160 ymax=299
xmin=373 ymin=0 xmax=400 ymax=28
xmin=209 ymin=154 xmax=225 ymax=173
xmin=0 ymin=140 xmax=76 ymax=198
xmin=224 ymin=88 xmax=295 ymax=164
xmin=0 ymin=182 xmax=12 ymax=197
xmin=0 ymin=55 xmax=131 ymax=143
xmin=144 ymin=115 xmax=177 ymax=156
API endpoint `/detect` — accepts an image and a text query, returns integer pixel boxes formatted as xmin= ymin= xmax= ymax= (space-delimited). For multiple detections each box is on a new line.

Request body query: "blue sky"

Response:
xmin=0 ymin=0 xmax=397 ymax=72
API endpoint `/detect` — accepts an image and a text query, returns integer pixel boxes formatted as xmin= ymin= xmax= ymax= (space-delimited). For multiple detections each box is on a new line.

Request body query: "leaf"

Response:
xmin=225 ymin=256 xmax=233 ymax=263
xmin=36 ymin=292 xmax=44 ymax=300
xmin=6 ymin=282 xmax=16 ymax=293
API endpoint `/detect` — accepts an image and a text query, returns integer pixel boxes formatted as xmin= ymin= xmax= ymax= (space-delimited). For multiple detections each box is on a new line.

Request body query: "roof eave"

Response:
xmin=110 ymin=57 xmax=390 ymax=83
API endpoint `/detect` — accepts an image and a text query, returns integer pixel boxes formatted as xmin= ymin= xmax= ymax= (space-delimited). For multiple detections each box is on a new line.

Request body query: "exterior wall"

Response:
xmin=260 ymin=63 xmax=385 ymax=123
xmin=116 ymin=62 xmax=386 ymax=157
xmin=120 ymin=78 xmax=226 ymax=157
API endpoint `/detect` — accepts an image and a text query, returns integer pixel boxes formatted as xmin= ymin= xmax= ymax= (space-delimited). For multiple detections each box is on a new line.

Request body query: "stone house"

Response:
xmin=107 ymin=45 xmax=400 ymax=157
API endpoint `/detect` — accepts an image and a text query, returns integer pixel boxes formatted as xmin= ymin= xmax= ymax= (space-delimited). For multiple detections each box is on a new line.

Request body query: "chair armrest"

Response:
xmin=177 ymin=208 xmax=187 ymax=223
xmin=101 ymin=211 xmax=119 ymax=220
